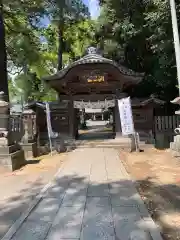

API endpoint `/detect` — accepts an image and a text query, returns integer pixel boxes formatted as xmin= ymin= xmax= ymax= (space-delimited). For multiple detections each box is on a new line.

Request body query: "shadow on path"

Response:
xmin=136 ymin=177 xmax=180 ymax=240
xmin=1 ymin=173 xmax=178 ymax=239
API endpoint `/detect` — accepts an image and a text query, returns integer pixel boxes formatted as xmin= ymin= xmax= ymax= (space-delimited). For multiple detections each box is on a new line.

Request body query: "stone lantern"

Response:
xmin=21 ymin=108 xmax=38 ymax=158
xmin=0 ymin=92 xmax=25 ymax=170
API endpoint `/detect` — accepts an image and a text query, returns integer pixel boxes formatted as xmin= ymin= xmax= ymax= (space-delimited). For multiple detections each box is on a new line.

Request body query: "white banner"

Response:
xmin=46 ymin=103 xmax=53 ymax=137
xmin=45 ymin=103 xmax=59 ymax=155
xmin=118 ymin=97 xmax=134 ymax=135
xmin=45 ymin=103 xmax=58 ymax=139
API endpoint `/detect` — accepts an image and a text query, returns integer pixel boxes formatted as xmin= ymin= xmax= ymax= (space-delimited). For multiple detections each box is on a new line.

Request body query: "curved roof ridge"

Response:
xmin=71 ymin=53 xmax=114 ymax=65
xmin=79 ymin=54 xmax=144 ymax=76
xmin=43 ymin=53 xmax=144 ymax=82
xmin=82 ymin=53 xmax=113 ymax=61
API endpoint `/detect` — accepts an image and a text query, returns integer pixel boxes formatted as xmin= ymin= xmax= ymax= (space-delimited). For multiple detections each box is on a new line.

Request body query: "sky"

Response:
xmin=40 ymin=0 xmax=100 ymax=27
xmin=84 ymin=0 xmax=100 ymax=19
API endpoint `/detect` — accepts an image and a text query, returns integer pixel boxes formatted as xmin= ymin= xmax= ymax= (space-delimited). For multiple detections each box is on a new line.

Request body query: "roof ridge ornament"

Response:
xmin=86 ymin=46 xmax=98 ymax=55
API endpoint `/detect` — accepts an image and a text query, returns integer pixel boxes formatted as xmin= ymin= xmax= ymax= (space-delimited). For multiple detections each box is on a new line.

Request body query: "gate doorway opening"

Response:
xmin=77 ymin=103 xmax=115 ymax=141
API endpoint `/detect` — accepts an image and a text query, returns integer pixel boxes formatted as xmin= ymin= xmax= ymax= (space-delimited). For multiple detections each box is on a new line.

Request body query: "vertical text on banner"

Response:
xmin=118 ymin=97 xmax=134 ymax=135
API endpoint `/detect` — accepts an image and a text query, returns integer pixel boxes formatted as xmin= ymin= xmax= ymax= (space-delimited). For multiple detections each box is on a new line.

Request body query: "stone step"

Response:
xmin=74 ymin=142 xmax=152 ymax=149
xmin=54 ymin=137 xmax=152 ymax=152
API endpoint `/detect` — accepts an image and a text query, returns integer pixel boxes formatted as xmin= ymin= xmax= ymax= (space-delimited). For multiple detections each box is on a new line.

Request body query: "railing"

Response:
xmin=154 ymin=115 xmax=180 ymax=132
xmin=10 ymin=115 xmax=23 ymax=132
xmin=8 ymin=113 xmax=180 ymax=147
xmin=9 ymin=115 xmax=23 ymax=143
xmin=154 ymin=115 xmax=180 ymax=148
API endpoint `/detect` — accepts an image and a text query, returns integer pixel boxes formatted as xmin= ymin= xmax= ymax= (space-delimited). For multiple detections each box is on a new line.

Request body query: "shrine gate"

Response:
xmin=43 ymin=47 xmax=144 ymax=139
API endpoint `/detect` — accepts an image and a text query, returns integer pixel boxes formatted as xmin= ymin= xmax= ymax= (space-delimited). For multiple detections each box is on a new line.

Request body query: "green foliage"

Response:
xmin=5 ymin=0 xmax=178 ymax=103
xmin=4 ymin=0 xmax=93 ymax=102
xmin=41 ymin=18 xmax=95 ymax=68
xmin=45 ymin=0 xmax=90 ymax=70
xmin=64 ymin=19 xmax=96 ymax=60
xmin=4 ymin=0 xmax=45 ymax=71
xmin=96 ymin=0 xmax=179 ymax=100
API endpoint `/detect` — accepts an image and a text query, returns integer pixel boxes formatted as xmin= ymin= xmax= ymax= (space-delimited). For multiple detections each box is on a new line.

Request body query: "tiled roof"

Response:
xmin=43 ymin=53 xmax=144 ymax=82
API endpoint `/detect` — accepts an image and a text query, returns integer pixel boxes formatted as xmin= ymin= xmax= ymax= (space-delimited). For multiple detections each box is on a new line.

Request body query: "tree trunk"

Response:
xmin=57 ymin=19 xmax=64 ymax=71
xmin=0 ymin=2 xmax=9 ymax=101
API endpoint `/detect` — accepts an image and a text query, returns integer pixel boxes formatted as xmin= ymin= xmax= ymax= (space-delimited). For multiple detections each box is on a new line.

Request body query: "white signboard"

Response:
xmin=45 ymin=102 xmax=53 ymax=155
xmin=118 ymin=97 xmax=134 ymax=135
xmin=45 ymin=103 xmax=58 ymax=138
xmin=45 ymin=103 xmax=58 ymax=155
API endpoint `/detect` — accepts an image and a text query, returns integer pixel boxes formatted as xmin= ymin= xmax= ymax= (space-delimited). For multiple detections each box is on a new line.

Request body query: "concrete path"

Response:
xmin=3 ymin=148 xmax=163 ymax=240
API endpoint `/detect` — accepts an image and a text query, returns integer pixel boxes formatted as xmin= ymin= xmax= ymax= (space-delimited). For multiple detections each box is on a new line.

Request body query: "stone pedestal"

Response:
xmin=0 ymin=144 xmax=25 ymax=171
xmin=0 ymin=92 xmax=26 ymax=170
xmin=170 ymin=135 xmax=180 ymax=156
xmin=21 ymin=142 xmax=38 ymax=159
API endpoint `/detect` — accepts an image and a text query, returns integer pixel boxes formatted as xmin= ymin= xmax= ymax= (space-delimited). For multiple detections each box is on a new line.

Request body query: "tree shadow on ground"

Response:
xmin=136 ymin=177 xmax=180 ymax=240
xmin=1 ymin=173 xmax=179 ymax=240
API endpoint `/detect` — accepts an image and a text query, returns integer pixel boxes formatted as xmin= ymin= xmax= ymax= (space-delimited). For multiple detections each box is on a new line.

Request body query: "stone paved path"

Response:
xmin=5 ymin=148 xmax=163 ymax=240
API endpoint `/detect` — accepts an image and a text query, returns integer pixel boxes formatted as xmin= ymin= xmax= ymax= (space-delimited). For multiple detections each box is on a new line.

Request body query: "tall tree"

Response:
xmin=4 ymin=0 xmax=45 ymax=75
xmin=95 ymin=0 xmax=178 ymax=100
xmin=0 ymin=1 xmax=8 ymax=100
xmin=5 ymin=0 xmax=93 ymax=101
xmin=47 ymin=0 xmax=90 ymax=70
xmin=4 ymin=0 xmax=54 ymax=102
xmin=42 ymin=18 xmax=95 ymax=69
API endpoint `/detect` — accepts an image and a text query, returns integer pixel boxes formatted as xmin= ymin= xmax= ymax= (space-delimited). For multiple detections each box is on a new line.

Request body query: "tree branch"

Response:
xmin=4 ymin=22 xmax=31 ymax=38
xmin=8 ymin=68 xmax=24 ymax=75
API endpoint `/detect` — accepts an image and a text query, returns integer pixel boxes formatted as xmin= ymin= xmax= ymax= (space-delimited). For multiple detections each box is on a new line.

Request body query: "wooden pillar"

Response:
xmin=114 ymin=101 xmax=122 ymax=138
xmin=74 ymin=108 xmax=79 ymax=139
xmin=82 ymin=108 xmax=85 ymax=124
xmin=68 ymin=98 xmax=75 ymax=138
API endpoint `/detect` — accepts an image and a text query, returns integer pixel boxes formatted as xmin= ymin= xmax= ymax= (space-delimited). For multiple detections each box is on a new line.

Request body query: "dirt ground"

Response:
xmin=0 ymin=152 xmax=67 ymax=238
xmin=121 ymin=147 xmax=180 ymax=240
